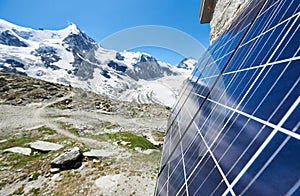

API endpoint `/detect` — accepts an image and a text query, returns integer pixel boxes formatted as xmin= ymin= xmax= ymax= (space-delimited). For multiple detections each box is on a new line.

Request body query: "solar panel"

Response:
xmin=155 ymin=0 xmax=300 ymax=195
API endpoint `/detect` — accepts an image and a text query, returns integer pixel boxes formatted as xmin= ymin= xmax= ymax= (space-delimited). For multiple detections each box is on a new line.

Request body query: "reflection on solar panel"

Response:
xmin=155 ymin=0 xmax=300 ymax=195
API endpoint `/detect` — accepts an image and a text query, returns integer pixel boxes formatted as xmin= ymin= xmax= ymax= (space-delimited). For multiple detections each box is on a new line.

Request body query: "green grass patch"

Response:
xmin=5 ymin=152 xmax=48 ymax=169
xmin=105 ymin=123 xmax=120 ymax=130
xmin=47 ymin=98 xmax=72 ymax=110
xmin=30 ymin=171 xmax=41 ymax=180
xmin=37 ymin=126 xmax=56 ymax=135
xmin=107 ymin=131 xmax=157 ymax=150
xmin=48 ymin=114 xmax=71 ymax=118
xmin=0 ymin=137 xmax=32 ymax=150
xmin=58 ymin=122 xmax=79 ymax=136
xmin=28 ymin=187 xmax=41 ymax=195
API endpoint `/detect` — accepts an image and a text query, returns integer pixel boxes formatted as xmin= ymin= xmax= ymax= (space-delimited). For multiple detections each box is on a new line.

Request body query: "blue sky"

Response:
xmin=0 ymin=0 xmax=210 ymax=65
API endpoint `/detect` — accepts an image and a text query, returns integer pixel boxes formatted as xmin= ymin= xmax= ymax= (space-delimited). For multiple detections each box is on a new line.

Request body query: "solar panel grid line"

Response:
xmin=159 ymin=79 xmax=221 ymax=174
xmin=179 ymin=145 xmax=189 ymax=196
xmin=191 ymin=93 xmax=257 ymax=150
xmin=222 ymin=55 xmax=300 ymax=76
xmin=222 ymin=124 xmax=268 ymax=181
xmin=214 ymin=0 xmax=264 ymax=53
xmin=240 ymin=10 xmax=299 ymax=48
xmin=193 ymin=120 xmax=235 ymax=196
xmin=200 ymin=95 xmax=300 ymax=141
xmin=243 ymin=0 xmax=282 ymax=43
xmin=170 ymin=48 xmax=219 ymax=115
xmin=157 ymin=157 xmax=182 ymax=195
xmin=265 ymin=0 xmax=300 ymax=33
xmin=178 ymin=118 xmax=190 ymax=196
xmin=198 ymin=6 xmax=284 ymax=79
xmin=202 ymin=13 xmax=298 ymax=81
xmin=244 ymin=63 xmax=299 ymax=123
xmin=169 ymin=18 xmax=245 ymax=123
xmin=191 ymin=88 xmax=299 ymax=187
xmin=286 ymin=178 xmax=300 ymax=196
xmin=228 ymin=0 xmax=265 ymax=32
xmin=210 ymin=180 xmax=226 ymax=196
xmin=184 ymin=152 xmax=213 ymax=192
xmin=263 ymin=14 xmax=300 ymax=65
xmin=235 ymin=3 xmax=300 ymax=68
xmin=177 ymin=108 xmax=235 ymax=195
xmin=180 ymin=94 xmax=262 ymax=185
xmin=167 ymin=0 xmax=261 ymax=130
xmin=182 ymin=139 xmax=208 ymax=176
xmin=212 ymin=116 xmax=253 ymax=163
xmin=168 ymin=50 xmax=221 ymax=127
xmin=176 ymin=135 xmax=212 ymax=194
xmin=208 ymin=12 xmax=300 ymax=148
xmin=222 ymin=95 xmax=300 ymax=195
xmin=156 ymin=0 xmax=299 ymax=194
xmin=271 ymin=20 xmax=300 ymax=62
xmin=238 ymin=60 xmax=300 ymax=125
xmin=193 ymin=166 xmax=221 ymax=195
xmin=256 ymin=0 xmax=279 ymax=17
xmin=241 ymin=134 xmax=294 ymax=194
xmin=203 ymin=68 xmax=261 ymax=107
xmin=225 ymin=12 xmax=296 ymax=73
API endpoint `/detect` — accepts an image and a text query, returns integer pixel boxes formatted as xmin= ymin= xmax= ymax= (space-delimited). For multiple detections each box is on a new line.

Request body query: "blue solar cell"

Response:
xmin=155 ymin=0 xmax=300 ymax=195
xmin=282 ymin=104 xmax=300 ymax=133
xmin=270 ymin=17 xmax=300 ymax=62
xmin=241 ymin=136 xmax=300 ymax=195
xmin=186 ymin=154 xmax=214 ymax=194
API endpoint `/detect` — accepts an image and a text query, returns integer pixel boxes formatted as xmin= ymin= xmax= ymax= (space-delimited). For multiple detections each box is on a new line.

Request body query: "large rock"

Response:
xmin=210 ymin=0 xmax=250 ymax=43
xmin=51 ymin=147 xmax=83 ymax=170
xmin=83 ymin=149 xmax=114 ymax=158
xmin=3 ymin=147 xmax=31 ymax=156
xmin=29 ymin=140 xmax=64 ymax=152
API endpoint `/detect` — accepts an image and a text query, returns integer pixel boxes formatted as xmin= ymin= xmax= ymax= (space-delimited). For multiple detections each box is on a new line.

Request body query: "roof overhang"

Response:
xmin=199 ymin=0 xmax=217 ymax=23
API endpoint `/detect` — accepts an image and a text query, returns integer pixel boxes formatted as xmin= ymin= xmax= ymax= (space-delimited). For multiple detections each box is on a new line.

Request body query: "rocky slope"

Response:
xmin=0 ymin=72 xmax=169 ymax=195
xmin=0 ymin=19 xmax=196 ymax=107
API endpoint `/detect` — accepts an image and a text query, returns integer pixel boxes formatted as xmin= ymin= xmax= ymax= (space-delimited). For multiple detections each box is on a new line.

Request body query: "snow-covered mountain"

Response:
xmin=0 ymin=19 xmax=197 ymax=107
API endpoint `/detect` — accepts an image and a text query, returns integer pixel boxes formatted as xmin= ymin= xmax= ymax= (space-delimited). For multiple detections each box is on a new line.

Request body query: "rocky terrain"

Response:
xmin=210 ymin=0 xmax=250 ymax=43
xmin=0 ymin=72 xmax=169 ymax=195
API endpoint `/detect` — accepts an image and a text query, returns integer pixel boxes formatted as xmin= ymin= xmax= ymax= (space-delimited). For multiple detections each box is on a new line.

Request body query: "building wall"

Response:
xmin=210 ymin=0 xmax=251 ymax=43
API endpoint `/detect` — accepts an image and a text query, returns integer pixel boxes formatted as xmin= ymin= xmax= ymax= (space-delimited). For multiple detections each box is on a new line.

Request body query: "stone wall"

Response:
xmin=210 ymin=0 xmax=251 ymax=43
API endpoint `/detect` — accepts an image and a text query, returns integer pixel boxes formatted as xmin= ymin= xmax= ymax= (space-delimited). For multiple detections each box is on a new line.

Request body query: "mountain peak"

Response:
xmin=64 ymin=23 xmax=80 ymax=35
xmin=176 ymin=57 xmax=197 ymax=70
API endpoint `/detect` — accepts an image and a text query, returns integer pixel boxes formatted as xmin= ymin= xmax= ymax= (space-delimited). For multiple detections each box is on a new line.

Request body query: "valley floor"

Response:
xmin=0 ymin=72 xmax=169 ymax=195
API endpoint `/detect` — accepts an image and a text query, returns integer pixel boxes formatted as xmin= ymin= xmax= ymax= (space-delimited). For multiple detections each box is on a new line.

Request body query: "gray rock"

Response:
xmin=50 ymin=168 xmax=60 ymax=174
xmin=83 ymin=149 xmax=114 ymax=158
xmin=29 ymin=140 xmax=63 ymax=152
xmin=0 ymin=139 xmax=7 ymax=143
xmin=3 ymin=147 xmax=31 ymax=156
xmin=51 ymin=147 xmax=83 ymax=170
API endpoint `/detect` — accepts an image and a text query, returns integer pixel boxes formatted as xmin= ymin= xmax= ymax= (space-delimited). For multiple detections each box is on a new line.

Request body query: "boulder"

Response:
xmin=29 ymin=140 xmax=63 ymax=152
xmin=3 ymin=147 xmax=31 ymax=156
xmin=50 ymin=168 xmax=60 ymax=174
xmin=51 ymin=147 xmax=83 ymax=170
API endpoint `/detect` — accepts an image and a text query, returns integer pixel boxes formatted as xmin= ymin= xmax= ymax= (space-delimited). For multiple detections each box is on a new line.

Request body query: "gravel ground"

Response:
xmin=0 ymin=72 xmax=168 ymax=195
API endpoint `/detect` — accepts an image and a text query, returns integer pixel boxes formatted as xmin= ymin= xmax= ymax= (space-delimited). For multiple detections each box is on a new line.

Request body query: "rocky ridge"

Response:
xmin=0 ymin=72 xmax=168 ymax=195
